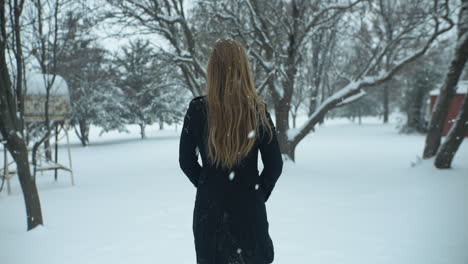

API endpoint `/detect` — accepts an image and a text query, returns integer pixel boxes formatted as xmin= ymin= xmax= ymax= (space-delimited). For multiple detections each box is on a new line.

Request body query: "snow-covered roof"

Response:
xmin=25 ymin=73 xmax=69 ymax=96
xmin=430 ymin=80 xmax=468 ymax=96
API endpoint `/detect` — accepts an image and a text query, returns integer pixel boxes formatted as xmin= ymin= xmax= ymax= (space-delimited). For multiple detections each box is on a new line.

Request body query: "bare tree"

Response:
xmin=307 ymin=26 xmax=337 ymax=120
xmin=106 ymin=0 xmax=454 ymax=161
xmin=105 ymin=0 xmax=206 ymax=96
xmin=423 ymin=0 xmax=468 ymax=159
xmin=0 ymin=0 xmax=43 ymax=230
xmin=211 ymin=0 xmax=454 ymax=160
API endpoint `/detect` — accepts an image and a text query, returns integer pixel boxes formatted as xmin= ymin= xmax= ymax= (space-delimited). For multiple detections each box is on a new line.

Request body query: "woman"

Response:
xmin=179 ymin=39 xmax=283 ymax=264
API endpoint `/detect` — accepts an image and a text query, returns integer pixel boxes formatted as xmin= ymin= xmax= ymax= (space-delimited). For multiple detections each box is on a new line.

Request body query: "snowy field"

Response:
xmin=1 ymin=117 xmax=467 ymax=264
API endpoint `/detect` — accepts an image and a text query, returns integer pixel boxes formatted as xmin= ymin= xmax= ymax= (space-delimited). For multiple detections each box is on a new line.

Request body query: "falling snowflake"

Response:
xmin=229 ymin=171 xmax=235 ymax=181
xmin=248 ymin=130 xmax=255 ymax=139
xmin=237 ymin=248 xmax=242 ymax=254
xmin=255 ymin=184 xmax=259 ymax=190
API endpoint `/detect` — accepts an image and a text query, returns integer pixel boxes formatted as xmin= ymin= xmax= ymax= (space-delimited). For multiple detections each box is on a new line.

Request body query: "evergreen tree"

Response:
xmin=113 ymin=39 xmax=185 ymax=138
xmin=54 ymin=11 xmax=127 ymax=145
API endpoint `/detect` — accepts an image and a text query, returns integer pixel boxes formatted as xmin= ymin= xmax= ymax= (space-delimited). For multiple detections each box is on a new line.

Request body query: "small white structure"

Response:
xmin=24 ymin=73 xmax=71 ymax=121
xmin=1 ymin=73 xmax=74 ymax=195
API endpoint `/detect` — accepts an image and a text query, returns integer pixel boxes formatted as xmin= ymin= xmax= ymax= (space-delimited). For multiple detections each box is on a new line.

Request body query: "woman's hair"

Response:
xmin=206 ymin=39 xmax=273 ymax=169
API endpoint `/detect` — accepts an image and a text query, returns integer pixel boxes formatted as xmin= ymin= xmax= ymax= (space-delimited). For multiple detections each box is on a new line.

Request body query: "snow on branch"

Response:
xmin=336 ymin=89 xmax=367 ymax=107
xmin=250 ymin=49 xmax=273 ymax=72
xmin=242 ymin=0 xmax=273 ymax=50
xmin=288 ymin=13 xmax=455 ymax=145
xmin=300 ymin=0 xmax=366 ymax=45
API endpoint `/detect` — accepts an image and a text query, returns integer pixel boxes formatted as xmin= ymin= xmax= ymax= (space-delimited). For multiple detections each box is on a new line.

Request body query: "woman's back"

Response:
xmin=179 ymin=95 xmax=282 ymax=198
xmin=178 ymin=39 xmax=283 ymax=264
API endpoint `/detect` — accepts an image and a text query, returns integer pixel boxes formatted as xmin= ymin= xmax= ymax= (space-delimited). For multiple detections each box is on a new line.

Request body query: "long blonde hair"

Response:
xmin=206 ymin=39 xmax=273 ymax=169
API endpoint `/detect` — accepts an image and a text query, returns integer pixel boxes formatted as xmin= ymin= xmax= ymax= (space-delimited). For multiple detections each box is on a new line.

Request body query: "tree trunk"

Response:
xmin=7 ymin=135 xmax=43 ymax=230
xmin=292 ymin=113 xmax=296 ymax=128
xmin=308 ymin=95 xmax=317 ymax=117
xmin=0 ymin=0 xmax=43 ymax=231
xmin=423 ymin=74 xmax=465 ymax=158
xmin=77 ymin=119 xmax=89 ymax=146
xmin=282 ymin=140 xmax=296 ymax=162
xmin=140 ymin=123 xmax=146 ymax=139
xmin=406 ymin=83 xmax=427 ymax=132
xmin=358 ymin=107 xmax=362 ymax=125
xmin=423 ymin=1 xmax=468 ymax=158
xmin=159 ymin=119 xmax=164 ymax=130
xmin=383 ymin=84 xmax=389 ymax=123
xmin=274 ymin=102 xmax=292 ymax=159
xmin=44 ymin=138 xmax=51 ymax=159
xmin=272 ymin=0 xmax=299 ymax=161
xmin=434 ymin=93 xmax=468 ymax=168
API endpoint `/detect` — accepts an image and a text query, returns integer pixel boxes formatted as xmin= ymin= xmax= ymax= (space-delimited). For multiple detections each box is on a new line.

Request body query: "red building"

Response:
xmin=428 ymin=80 xmax=468 ymax=137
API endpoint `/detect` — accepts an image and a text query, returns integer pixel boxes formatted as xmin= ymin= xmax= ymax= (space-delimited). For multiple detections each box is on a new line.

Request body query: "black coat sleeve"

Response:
xmin=179 ymin=100 xmax=202 ymax=187
xmin=259 ymin=108 xmax=283 ymax=202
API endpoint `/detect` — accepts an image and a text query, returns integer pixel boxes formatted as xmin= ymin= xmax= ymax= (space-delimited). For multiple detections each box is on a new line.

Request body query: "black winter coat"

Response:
xmin=179 ymin=96 xmax=283 ymax=264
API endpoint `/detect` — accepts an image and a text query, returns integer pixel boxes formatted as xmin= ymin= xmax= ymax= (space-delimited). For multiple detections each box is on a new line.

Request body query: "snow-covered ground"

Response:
xmin=1 ymin=117 xmax=467 ymax=264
